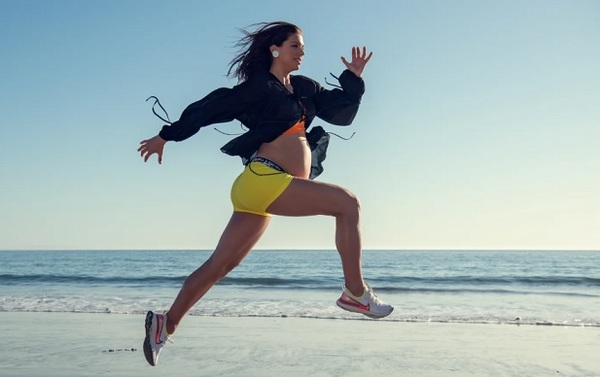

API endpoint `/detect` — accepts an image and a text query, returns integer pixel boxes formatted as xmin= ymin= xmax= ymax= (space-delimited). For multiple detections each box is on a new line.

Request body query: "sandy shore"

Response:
xmin=2 ymin=312 xmax=598 ymax=376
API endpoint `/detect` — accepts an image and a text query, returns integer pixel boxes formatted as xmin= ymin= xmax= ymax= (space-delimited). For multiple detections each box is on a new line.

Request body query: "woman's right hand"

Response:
xmin=138 ymin=135 xmax=167 ymax=164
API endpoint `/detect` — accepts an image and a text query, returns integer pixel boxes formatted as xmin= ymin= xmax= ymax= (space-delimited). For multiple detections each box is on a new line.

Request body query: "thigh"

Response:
xmin=266 ymin=178 xmax=358 ymax=217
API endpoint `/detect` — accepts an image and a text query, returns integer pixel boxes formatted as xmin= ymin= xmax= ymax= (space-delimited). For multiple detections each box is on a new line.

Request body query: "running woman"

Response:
xmin=138 ymin=21 xmax=393 ymax=367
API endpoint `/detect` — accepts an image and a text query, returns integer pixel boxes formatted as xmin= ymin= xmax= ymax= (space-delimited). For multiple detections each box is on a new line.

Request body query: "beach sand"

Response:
xmin=2 ymin=312 xmax=598 ymax=376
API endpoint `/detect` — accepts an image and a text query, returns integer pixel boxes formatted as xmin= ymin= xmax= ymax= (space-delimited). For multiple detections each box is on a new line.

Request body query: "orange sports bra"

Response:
xmin=283 ymin=118 xmax=306 ymax=135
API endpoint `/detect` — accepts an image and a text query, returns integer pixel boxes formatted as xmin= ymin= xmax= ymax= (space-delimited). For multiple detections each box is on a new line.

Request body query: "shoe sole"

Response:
xmin=143 ymin=311 xmax=156 ymax=366
xmin=336 ymin=300 xmax=394 ymax=319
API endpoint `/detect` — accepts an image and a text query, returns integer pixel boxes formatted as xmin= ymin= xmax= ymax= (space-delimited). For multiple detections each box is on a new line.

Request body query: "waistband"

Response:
xmin=248 ymin=156 xmax=285 ymax=173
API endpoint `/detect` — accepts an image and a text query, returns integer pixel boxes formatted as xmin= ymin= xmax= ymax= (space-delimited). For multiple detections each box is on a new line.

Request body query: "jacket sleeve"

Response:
xmin=312 ymin=69 xmax=365 ymax=126
xmin=158 ymin=80 xmax=259 ymax=142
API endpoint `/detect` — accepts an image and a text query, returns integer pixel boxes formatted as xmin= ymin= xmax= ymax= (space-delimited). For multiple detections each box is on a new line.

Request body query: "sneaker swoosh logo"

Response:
xmin=342 ymin=296 xmax=370 ymax=312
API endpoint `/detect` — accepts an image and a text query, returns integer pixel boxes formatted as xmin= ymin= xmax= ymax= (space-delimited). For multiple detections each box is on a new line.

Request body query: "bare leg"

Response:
xmin=266 ymin=178 xmax=365 ymax=296
xmin=165 ymin=212 xmax=270 ymax=334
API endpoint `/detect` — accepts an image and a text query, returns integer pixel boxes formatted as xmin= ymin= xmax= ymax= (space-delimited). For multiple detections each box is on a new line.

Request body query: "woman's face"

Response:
xmin=271 ymin=32 xmax=304 ymax=72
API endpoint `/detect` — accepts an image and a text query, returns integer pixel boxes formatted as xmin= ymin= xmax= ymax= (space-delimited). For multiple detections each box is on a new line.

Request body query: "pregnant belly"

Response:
xmin=256 ymin=134 xmax=311 ymax=178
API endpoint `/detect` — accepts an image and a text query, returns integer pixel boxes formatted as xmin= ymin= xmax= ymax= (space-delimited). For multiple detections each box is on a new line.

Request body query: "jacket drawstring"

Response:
xmin=327 ymin=130 xmax=355 ymax=140
xmin=324 ymin=73 xmax=342 ymax=89
xmin=146 ymin=96 xmax=172 ymax=125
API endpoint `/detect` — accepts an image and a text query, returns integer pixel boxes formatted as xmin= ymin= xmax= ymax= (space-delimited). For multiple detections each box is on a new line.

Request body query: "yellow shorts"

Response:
xmin=230 ymin=157 xmax=294 ymax=217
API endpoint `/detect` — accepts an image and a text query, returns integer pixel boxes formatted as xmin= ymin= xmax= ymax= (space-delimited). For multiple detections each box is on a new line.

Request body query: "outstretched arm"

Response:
xmin=311 ymin=46 xmax=372 ymax=125
xmin=341 ymin=46 xmax=373 ymax=78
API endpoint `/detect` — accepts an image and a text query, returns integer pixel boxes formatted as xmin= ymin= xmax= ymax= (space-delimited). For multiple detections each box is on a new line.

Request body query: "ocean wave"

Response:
xmin=373 ymin=286 xmax=599 ymax=298
xmin=2 ymin=273 xmax=598 ymax=292
xmin=373 ymin=275 xmax=600 ymax=287
xmin=0 ymin=273 xmax=323 ymax=287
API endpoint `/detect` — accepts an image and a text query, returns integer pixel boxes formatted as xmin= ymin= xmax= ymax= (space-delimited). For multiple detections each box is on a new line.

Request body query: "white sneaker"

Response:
xmin=336 ymin=284 xmax=393 ymax=319
xmin=143 ymin=311 xmax=173 ymax=366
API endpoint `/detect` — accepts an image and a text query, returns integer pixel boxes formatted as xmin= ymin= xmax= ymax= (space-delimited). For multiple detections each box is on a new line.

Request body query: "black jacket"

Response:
xmin=158 ymin=69 xmax=365 ymax=178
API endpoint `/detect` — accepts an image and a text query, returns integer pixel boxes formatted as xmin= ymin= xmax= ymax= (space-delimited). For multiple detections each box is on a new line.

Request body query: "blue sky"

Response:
xmin=1 ymin=0 xmax=598 ymax=250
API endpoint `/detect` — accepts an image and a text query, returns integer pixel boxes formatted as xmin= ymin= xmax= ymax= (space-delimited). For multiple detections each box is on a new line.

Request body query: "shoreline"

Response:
xmin=3 ymin=312 xmax=599 ymax=376
xmin=3 ymin=309 xmax=599 ymax=328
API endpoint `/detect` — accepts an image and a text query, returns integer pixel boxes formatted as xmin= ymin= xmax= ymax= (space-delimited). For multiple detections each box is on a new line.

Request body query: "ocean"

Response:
xmin=1 ymin=250 xmax=598 ymax=327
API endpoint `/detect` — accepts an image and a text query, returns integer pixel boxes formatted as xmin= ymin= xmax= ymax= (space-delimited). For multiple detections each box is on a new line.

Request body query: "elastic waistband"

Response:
xmin=248 ymin=156 xmax=285 ymax=173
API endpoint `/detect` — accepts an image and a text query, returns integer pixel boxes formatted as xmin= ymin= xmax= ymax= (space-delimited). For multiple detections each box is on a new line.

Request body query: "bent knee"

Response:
xmin=335 ymin=188 xmax=361 ymax=217
xmin=204 ymin=256 xmax=242 ymax=281
xmin=216 ymin=260 xmax=241 ymax=280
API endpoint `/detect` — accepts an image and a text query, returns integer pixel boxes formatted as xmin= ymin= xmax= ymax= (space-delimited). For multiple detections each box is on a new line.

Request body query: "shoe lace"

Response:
xmin=364 ymin=284 xmax=385 ymax=306
xmin=159 ymin=333 xmax=175 ymax=346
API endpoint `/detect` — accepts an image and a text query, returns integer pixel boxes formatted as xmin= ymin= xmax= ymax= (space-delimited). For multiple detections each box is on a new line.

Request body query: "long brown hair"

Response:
xmin=227 ymin=21 xmax=302 ymax=82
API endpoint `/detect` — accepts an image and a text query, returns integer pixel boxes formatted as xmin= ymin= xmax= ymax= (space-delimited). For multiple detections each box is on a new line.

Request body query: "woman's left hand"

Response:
xmin=341 ymin=46 xmax=373 ymax=78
